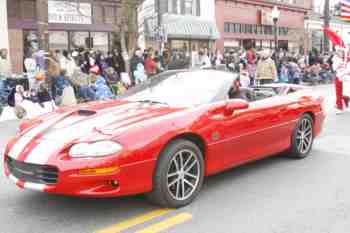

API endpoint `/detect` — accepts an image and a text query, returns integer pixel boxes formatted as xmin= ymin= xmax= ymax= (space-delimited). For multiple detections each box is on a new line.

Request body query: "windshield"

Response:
xmin=126 ymin=70 xmax=235 ymax=107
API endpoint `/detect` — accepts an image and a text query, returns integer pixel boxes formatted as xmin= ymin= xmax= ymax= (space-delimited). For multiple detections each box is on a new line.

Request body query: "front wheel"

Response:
xmin=146 ymin=139 xmax=204 ymax=208
xmin=288 ymin=114 xmax=314 ymax=159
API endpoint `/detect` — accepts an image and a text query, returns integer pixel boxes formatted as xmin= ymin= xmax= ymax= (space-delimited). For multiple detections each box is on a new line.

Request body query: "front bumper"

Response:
xmin=4 ymin=155 xmax=157 ymax=198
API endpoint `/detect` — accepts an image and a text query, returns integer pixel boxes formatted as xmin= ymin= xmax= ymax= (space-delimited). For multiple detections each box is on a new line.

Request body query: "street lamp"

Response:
xmin=271 ymin=6 xmax=280 ymax=67
xmin=271 ymin=6 xmax=280 ymax=53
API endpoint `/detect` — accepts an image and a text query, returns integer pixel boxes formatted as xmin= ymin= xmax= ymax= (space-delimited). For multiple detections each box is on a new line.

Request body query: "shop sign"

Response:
xmin=259 ymin=9 xmax=273 ymax=26
xmin=48 ymin=0 xmax=92 ymax=25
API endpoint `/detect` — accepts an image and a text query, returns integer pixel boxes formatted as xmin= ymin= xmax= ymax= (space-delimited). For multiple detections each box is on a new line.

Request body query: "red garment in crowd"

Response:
xmin=335 ymin=76 xmax=350 ymax=110
xmin=144 ymin=58 xmax=157 ymax=75
xmin=246 ymin=49 xmax=255 ymax=65
xmin=90 ymin=64 xmax=100 ymax=75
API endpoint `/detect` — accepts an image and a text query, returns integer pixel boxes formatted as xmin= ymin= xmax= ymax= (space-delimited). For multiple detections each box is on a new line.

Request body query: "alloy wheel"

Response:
xmin=166 ymin=149 xmax=201 ymax=201
xmin=296 ymin=118 xmax=313 ymax=154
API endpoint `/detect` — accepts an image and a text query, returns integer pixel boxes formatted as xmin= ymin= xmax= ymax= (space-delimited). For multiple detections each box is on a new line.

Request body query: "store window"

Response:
xmin=70 ymin=32 xmax=90 ymax=50
xmin=109 ymin=32 xmax=123 ymax=52
xmin=253 ymin=25 xmax=258 ymax=34
xmin=230 ymin=24 xmax=236 ymax=33
xmin=91 ymin=32 xmax=109 ymax=53
xmin=167 ymin=0 xmax=199 ymax=16
xmin=49 ymin=31 xmax=68 ymax=51
xmin=246 ymin=25 xmax=253 ymax=34
xmin=264 ymin=25 xmax=273 ymax=35
xmin=104 ymin=6 xmax=115 ymax=24
xmin=93 ymin=5 xmax=104 ymax=24
xmin=184 ymin=0 xmax=193 ymax=15
xmin=191 ymin=40 xmax=209 ymax=53
xmin=23 ymin=31 xmax=39 ymax=58
xmin=172 ymin=40 xmax=190 ymax=57
xmin=224 ymin=23 xmax=230 ymax=33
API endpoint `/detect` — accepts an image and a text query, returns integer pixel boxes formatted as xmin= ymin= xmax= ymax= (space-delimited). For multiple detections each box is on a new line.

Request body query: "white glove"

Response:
xmin=337 ymin=68 xmax=347 ymax=81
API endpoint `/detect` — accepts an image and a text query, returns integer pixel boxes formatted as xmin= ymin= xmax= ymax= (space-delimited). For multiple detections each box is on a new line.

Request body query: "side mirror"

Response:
xmin=224 ymin=99 xmax=249 ymax=116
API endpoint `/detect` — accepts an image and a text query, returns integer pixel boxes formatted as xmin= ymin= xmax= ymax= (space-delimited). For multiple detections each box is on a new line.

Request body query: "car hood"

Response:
xmin=8 ymin=101 xmax=185 ymax=164
xmin=29 ymin=101 xmax=183 ymax=141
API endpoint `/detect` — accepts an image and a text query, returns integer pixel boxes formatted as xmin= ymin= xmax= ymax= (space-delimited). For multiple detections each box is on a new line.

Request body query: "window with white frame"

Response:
xmin=167 ymin=0 xmax=199 ymax=16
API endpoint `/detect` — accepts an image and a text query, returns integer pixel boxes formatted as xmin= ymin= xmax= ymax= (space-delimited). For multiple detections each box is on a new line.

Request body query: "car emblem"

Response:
xmin=212 ymin=132 xmax=221 ymax=141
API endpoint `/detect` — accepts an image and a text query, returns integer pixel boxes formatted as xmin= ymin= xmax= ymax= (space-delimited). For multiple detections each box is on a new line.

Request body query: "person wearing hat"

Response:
xmin=255 ymin=49 xmax=278 ymax=85
xmin=76 ymin=66 xmax=99 ymax=102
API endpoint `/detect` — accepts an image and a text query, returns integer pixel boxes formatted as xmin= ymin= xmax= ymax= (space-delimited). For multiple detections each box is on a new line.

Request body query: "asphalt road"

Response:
xmin=0 ymin=84 xmax=350 ymax=233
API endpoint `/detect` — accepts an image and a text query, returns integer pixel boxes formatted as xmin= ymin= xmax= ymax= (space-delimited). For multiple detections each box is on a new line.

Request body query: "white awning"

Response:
xmin=162 ymin=14 xmax=220 ymax=40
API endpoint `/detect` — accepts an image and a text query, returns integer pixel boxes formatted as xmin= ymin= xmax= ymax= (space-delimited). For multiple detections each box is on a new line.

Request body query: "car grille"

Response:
xmin=6 ymin=156 xmax=59 ymax=185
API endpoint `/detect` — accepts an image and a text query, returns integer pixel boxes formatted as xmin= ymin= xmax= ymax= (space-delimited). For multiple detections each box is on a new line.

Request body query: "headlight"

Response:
xmin=69 ymin=141 xmax=123 ymax=158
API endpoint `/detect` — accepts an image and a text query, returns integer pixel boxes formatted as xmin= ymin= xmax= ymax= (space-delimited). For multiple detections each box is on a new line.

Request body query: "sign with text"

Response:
xmin=48 ymin=0 xmax=92 ymax=24
xmin=259 ymin=9 xmax=273 ymax=26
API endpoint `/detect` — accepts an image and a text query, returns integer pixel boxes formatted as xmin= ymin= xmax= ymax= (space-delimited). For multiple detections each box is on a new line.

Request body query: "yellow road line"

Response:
xmin=95 ymin=209 xmax=173 ymax=233
xmin=135 ymin=213 xmax=193 ymax=233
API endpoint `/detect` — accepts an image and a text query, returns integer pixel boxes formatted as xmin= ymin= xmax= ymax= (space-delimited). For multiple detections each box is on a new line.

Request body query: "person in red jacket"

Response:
xmin=144 ymin=53 xmax=157 ymax=77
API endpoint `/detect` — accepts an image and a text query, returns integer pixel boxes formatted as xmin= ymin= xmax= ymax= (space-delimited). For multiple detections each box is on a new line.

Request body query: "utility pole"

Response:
xmin=323 ymin=0 xmax=330 ymax=53
xmin=36 ymin=0 xmax=49 ymax=51
xmin=156 ymin=0 xmax=162 ymax=51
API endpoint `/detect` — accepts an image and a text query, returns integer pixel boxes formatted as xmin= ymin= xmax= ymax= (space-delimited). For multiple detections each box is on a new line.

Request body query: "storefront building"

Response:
xmin=215 ymin=0 xmax=312 ymax=53
xmin=7 ymin=0 xmax=122 ymax=73
xmin=0 ymin=0 xmax=10 ymax=54
xmin=139 ymin=0 xmax=219 ymax=64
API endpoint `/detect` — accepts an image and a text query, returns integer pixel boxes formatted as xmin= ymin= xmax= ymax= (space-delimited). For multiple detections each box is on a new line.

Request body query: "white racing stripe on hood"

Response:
xmin=44 ymin=108 xmax=148 ymax=140
xmin=50 ymin=102 xmax=141 ymax=131
xmin=25 ymin=108 xmax=149 ymax=165
xmin=25 ymin=140 xmax=59 ymax=164
xmin=80 ymin=111 xmax=165 ymax=140
xmin=8 ymin=102 xmax=138 ymax=161
xmin=7 ymin=112 xmax=72 ymax=160
xmin=109 ymin=107 xmax=192 ymax=136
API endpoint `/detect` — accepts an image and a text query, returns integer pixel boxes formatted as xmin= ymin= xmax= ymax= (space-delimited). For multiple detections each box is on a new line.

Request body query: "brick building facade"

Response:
xmin=7 ymin=0 xmax=123 ymax=74
xmin=215 ymin=0 xmax=312 ymax=53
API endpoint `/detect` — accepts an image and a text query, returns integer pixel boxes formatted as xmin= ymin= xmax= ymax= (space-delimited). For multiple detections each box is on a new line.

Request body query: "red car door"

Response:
xmin=205 ymin=99 xmax=279 ymax=170
xmin=208 ymin=97 xmax=291 ymax=170
xmin=247 ymin=96 xmax=294 ymax=159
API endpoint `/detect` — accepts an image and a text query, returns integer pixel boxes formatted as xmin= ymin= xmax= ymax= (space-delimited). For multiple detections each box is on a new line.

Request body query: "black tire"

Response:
xmin=288 ymin=114 xmax=314 ymax=159
xmin=146 ymin=139 xmax=204 ymax=208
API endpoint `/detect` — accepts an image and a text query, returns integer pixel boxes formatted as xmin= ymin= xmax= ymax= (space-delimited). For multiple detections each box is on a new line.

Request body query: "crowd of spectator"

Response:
xmin=0 ymin=47 xmax=166 ymax=119
xmin=224 ymin=47 xmax=335 ymax=88
xmin=0 ymin=45 xmax=337 ymax=119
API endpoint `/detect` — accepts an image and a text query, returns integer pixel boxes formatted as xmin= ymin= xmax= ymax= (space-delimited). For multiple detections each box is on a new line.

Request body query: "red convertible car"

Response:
xmin=4 ymin=70 xmax=325 ymax=207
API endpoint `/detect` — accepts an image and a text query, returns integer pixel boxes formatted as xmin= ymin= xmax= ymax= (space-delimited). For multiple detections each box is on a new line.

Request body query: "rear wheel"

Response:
xmin=288 ymin=114 xmax=314 ymax=159
xmin=146 ymin=139 xmax=204 ymax=208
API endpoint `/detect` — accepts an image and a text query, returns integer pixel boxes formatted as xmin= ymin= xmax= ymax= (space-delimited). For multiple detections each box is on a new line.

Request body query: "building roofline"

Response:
xmin=218 ymin=0 xmax=310 ymax=13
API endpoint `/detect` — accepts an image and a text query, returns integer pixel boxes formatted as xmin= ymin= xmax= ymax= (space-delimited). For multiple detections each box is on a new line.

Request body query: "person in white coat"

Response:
xmin=332 ymin=47 xmax=350 ymax=114
xmin=60 ymin=50 xmax=76 ymax=78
